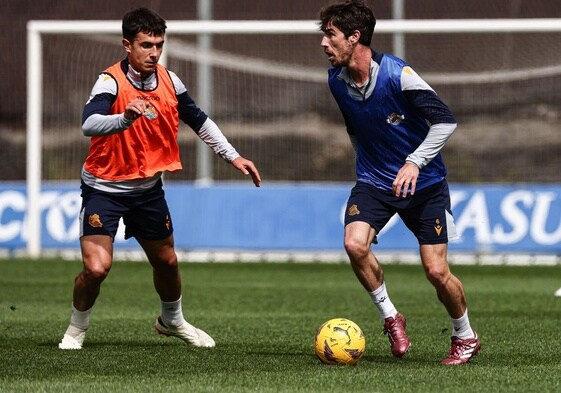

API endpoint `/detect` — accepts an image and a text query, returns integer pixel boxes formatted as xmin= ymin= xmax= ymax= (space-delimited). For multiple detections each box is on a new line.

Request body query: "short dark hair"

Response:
xmin=122 ymin=7 xmax=167 ymax=41
xmin=319 ymin=0 xmax=376 ymax=46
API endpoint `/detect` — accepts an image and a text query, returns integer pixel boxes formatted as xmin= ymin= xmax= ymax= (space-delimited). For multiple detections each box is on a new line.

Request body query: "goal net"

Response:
xmin=19 ymin=18 xmax=561 ymax=258
xmin=28 ymin=19 xmax=561 ymax=187
xmin=28 ymin=20 xmax=561 ymax=188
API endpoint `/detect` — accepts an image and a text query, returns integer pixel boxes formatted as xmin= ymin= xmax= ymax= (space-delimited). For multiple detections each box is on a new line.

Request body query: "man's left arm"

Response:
xmin=401 ymin=66 xmax=457 ymax=169
xmin=393 ymin=66 xmax=457 ymax=197
xmin=173 ymin=72 xmax=261 ymax=187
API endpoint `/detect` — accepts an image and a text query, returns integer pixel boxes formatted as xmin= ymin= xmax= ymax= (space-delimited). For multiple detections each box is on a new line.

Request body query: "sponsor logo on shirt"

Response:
xmin=136 ymin=95 xmax=160 ymax=101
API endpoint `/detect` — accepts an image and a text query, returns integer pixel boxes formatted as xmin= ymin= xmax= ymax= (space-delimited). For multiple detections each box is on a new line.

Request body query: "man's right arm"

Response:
xmin=81 ymin=74 xmax=134 ymax=136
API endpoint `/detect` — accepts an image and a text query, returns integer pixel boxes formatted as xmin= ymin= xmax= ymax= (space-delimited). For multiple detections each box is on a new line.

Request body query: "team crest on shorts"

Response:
xmin=88 ymin=213 xmax=103 ymax=228
xmin=348 ymin=204 xmax=360 ymax=216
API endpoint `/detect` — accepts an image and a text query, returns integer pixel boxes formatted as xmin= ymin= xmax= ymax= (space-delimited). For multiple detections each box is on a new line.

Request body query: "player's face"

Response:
xmin=123 ymin=32 xmax=165 ymax=77
xmin=321 ymin=22 xmax=354 ymax=67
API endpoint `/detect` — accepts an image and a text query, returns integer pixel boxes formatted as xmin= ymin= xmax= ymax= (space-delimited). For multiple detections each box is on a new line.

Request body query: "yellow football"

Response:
xmin=314 ymin=318 xmax=366 ymax=365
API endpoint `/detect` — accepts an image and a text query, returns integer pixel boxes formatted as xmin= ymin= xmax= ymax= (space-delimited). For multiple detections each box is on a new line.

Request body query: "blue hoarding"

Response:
xmin=0 ymin=182 xmax=560 ymax=253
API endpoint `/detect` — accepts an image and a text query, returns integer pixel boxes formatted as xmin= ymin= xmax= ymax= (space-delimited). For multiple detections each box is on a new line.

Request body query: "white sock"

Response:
xmin=451 ymin=309 xmax=475 ymax=339
xmin=161 ymin=296 xmax=185 ymax=327
xmin=368 ymin=282 xmax=398 ymax=320
xmin=66 ymin=305 xmax=91 ymax=333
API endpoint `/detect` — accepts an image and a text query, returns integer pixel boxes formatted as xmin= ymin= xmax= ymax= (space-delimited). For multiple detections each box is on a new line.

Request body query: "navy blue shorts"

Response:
xmin=79 ymin=180 xmax=173 ymax=241
xmin=344 ymin=180 xmax=457 ymax=245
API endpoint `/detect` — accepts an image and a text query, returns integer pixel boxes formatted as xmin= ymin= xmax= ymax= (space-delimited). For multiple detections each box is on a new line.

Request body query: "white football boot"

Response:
xmin=155 ymin=317 xmax=215 ymax=348
xmin=58 ymin=326 xmax=87 ymax=350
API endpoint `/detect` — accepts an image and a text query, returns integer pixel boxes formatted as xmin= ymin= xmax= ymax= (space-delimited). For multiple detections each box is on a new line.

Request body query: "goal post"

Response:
xmin=26 ymin=18 xmax=561 ymax=258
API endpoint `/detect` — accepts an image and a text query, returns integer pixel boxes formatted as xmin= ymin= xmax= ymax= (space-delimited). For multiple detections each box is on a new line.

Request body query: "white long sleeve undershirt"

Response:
xmin=405 ymin=123 xmax=457 ymax=169
xmin=196 ymin=118 xmax=240 ymax=163
xmin=82 ymin=113 xmax=239 ymax=163
xmin=82 ymin=113 xmax=133 ymax=136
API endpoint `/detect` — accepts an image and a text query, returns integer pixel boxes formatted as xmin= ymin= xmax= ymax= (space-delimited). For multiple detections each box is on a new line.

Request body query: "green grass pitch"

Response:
xmin=0 ymin=258 xmax=560 ymax=392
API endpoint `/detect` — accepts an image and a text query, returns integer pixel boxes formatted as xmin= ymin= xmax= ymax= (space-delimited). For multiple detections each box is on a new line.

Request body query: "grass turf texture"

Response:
xmin=0 ymin=259 xmax=559 ymax=393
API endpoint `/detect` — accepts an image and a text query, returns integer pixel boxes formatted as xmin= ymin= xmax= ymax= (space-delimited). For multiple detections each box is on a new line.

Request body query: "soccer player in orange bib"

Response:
xmin=59 ymin=7 xmax=260 ymax=350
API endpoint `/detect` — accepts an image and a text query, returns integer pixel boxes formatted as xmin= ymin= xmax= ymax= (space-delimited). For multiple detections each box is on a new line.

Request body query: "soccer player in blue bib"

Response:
xmin=319 ymin=0 xmax=481 ymax=365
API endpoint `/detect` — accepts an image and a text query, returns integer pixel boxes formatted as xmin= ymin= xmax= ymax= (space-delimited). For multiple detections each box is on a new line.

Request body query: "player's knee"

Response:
xmin=344 ymin=237 xmax=369 ymax=259
xmin=153 ymin=253 xmax=178 ymax=272
xmin=79 ymin=264 xmax=110 ymax=284
xmin=424 ymin=264 xmax=451 ymax=287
